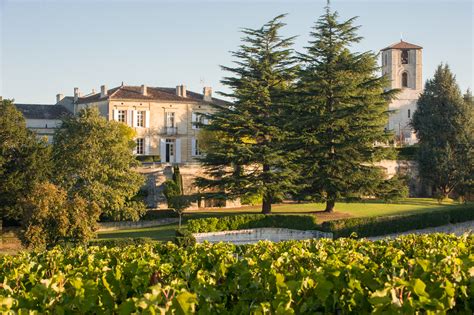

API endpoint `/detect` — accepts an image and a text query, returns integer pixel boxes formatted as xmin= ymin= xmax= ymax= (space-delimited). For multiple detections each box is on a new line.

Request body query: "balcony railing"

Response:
xmin=164 ymin=126 xmax=178 ymax=135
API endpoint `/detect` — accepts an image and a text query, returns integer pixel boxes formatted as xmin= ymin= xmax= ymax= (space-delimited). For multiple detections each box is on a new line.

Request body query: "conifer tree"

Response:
xmin=291 ymin=4 xmax=397 ymax=212
xmin=195 ymin=15 xmax=297 ymax=214
xmin=412 ymin=64 xmax=473 ymax=200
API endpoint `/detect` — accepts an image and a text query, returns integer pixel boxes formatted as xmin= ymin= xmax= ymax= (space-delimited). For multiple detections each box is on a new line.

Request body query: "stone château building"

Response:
xmin=381 ymin=40 xmax=423 ymax=145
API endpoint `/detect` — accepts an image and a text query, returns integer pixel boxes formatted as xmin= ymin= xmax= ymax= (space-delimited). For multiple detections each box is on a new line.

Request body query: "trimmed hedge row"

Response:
xmin=187 ymin=214 xmax=319 ymax=233
xmin=185 ymin=205 xmax=473 ymax=240
xmin=322 ymin=205 xmax=474 ymax=238
xmin=89 ymin=237 xmax=157 ymax=247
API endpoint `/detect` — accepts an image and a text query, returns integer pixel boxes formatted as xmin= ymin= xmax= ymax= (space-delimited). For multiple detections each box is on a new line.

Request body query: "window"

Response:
xmin=118 ymin=110 xmax=126 ymax=123
xmin=192 ymin=138 xmax=201 ymax=156
xmin=192 ymin=112 xmax=208 ymax=129
xmin=166 ymin=112 xmax=175 ymax=127
xmin=384 ymin=54 xmax=388 ymax=66
xmin=401 ymin=50 xmax=408 ymax=64
xmin=136 ymin=111 xmax=145 ymax=127
xmin=402 ymin=72 xmax=408 ymax=88
xmin=136 ymin=138 xmax=144 ymax=155
xmin=408 ymin=109 xmax=411 ymax=118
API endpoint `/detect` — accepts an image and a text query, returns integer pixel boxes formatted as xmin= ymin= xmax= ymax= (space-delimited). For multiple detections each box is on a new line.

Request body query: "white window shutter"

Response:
xmin=126 ymin=109 xmax=133 ymax=126
xmin=145 ymin=137 xmax=150 ymax=155
xmin=175 ymin=139 xmax=181 ymax=163
xmin=191 ymin=137 xmax=196 ymax=156
xmin=160 ymin=139 xmax=166 ymax=163
xmin=132 ymin=110 xmax=137 ymax=127
xmin=145 ymin=111 xmax=150 ymax=128
xmin=191 ymin=112 xmax=197 ymax=129
xmin=113 ymin=109 xmax=118 ymax=121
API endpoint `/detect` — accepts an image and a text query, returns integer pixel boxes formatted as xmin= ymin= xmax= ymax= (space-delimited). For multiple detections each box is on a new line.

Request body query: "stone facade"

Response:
xmin=381 ymin=40 xmax=423 ymax=145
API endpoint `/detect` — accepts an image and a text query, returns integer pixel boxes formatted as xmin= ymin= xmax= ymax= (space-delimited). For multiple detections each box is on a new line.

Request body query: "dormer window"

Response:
xmin=401 ymin=50 xmax=409 ymax=64
xmin=402 ymin=72 xmax=408 ymax=88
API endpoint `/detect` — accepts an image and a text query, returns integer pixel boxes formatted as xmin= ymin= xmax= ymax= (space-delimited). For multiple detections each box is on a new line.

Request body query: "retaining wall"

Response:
xmin=193 ymin=228 xmax=333 ymax=245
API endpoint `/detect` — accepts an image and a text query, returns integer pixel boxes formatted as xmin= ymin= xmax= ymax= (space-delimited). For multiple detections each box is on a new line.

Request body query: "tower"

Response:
xmin=381 ymin=40 xmax=423 ymax=145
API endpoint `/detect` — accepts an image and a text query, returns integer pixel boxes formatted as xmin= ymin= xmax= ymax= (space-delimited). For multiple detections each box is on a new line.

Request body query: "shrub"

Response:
xmin=175 ymin=229 xmax=196 ymax=247
xmin=141 ymin=210 xmax=179 ymax=220
xmin=136 ymin=155 xmax=160 ymax=162
xmin=187 ymin=214 xmax=319 ymax=233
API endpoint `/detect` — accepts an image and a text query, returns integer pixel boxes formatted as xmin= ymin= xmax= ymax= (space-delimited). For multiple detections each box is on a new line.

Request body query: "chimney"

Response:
xmin=91 ymin=88 xmax=96 ymax=94
xmin=74 ymin=87 xmax=80 ymax=102
xmin=203 ymin=87 xmax=212 ymax=102
xmin=175 ymin=85 xmax=187 ymax=98
xmin=100 ymin=85 xmax=107 ymax=98
xmin=141 ymin=84 xmax=147 ymax=96
xmin=56 ymin=94 xmax=64 ymax=103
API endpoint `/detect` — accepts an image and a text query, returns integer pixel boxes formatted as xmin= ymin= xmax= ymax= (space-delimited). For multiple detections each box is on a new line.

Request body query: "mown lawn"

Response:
xmin=96 ymin=198 xmax=470 ymax=242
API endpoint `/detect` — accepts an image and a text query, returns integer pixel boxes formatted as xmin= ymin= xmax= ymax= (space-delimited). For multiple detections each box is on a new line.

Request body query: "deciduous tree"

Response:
xmin=0 ymin=99 xmax=52 ymax=221
xmin=53 ymin=107 xmax=145 ymax=221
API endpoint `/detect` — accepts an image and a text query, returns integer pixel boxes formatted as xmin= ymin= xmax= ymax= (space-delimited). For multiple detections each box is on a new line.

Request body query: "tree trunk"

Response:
xmin=262 ymin=192 xmax=272 ymax=214
xmin=325 ymin=198 xmax=335 ymax=213
xmin=178 ymin=214 xmax=182 ymax=228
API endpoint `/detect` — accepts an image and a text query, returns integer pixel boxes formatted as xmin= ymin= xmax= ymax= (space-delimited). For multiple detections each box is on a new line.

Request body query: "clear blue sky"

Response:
xmin=1 ymin=0 xmax=472 ymax=104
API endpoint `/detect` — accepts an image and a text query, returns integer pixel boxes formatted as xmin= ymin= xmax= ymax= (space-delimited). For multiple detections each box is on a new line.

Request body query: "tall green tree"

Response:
xmin=0 ymin=99 xmax=52 ymax=221
xmin=53 ymin=107 xmax=145 ymax=221
xmin=412 ymin=64 xmax=473 ymax=199
xmin=195 ymin=15 xmax=298 ymax=214
xmin=291 ymin=5 xmax=397 ymax=212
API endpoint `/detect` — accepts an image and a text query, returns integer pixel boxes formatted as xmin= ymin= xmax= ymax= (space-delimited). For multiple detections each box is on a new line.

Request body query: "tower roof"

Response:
xmin=381 ymin=40 xmax=423 ymax=51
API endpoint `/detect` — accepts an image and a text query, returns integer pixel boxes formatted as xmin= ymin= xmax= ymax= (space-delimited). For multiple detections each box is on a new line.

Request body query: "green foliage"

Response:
xmin=20 ymin=182 xmax=100 ymax=249
xmin=375 ymin=175 xmax=409 ymax=202
xmin=175 ymin=229 xmax=196 ymax=247
xmin=195 ymin=15 xmax=298 ymax=214
xmin=141 ymin=210 xmax=179 ymax=220
xmin=322 ymin=204 xmax=474 ymax=238
xmin=136 ymin=155 xmax=160 ymax=162
xmin=0 ymin=99 xmax=52 ymax=221
xmin=240 ymin=192 xmax=263 ymax=205
xmin=53 ymin=107 xmax=145 ymax=221
xmin=172 ymin=165 xmax=184 ymax=195
xmin=163 ymin=180 xmax=181 ymax=201
xmin=396 ymin=146 xmax=418 ymax=160
xmin=289 ymin=5 xmax=398 ymax=212
xmin=187 ymin=214 xmax=319 ymax=233
xmin=412 ymin=64 xmax=473 ymax=199
xmin=0 ymin=234 xmax=472 ymax=313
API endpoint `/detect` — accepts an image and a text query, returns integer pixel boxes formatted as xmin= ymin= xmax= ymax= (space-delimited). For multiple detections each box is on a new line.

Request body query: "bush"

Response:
xmin=322 ymin=204 xmax=474 ymax=238
xmin=89 ymin=237 xmax=156 ymax=247
xmin=141 ymin=210 xmax=179 ymax=220
xmin=136 ymin=155 xmax=160 ymax=162
xmin=396 ymin=146 xmax=418 ymax=160
xmin=175 ymin=229 xmax=196 ymax=247
xmin=187 ymin=214 xmax=319 ymax=233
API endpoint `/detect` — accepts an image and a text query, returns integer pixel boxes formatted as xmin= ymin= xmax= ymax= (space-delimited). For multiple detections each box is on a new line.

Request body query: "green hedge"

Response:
xmin=187 ymin=214 xmax=319 ymax=233
xmin=136 ymin=155 xmax=161 ymax=162
xmin=141 ymin=210 xmax=179 ymax=220
xmin=322 ymin=205 xmax=474 ymax=238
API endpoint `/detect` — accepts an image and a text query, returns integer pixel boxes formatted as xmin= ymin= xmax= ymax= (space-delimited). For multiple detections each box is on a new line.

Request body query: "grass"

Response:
xmin=96 ymin=198 xmax=470 ymax=242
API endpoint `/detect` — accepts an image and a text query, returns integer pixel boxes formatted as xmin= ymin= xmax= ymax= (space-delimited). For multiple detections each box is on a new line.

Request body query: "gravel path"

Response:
xmin=368 ymin=220 xmax=474 ymax=241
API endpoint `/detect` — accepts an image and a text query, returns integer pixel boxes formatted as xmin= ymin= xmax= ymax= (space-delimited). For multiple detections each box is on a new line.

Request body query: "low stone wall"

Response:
xmin=193 ymin=228 xmax=333 ymax=245
xmin=98 ymin=218 xmax=178 ymax=232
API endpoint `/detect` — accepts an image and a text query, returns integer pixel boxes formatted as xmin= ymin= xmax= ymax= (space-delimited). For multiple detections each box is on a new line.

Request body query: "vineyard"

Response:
xmin=1 ymin=234 xmax=473 ymax=314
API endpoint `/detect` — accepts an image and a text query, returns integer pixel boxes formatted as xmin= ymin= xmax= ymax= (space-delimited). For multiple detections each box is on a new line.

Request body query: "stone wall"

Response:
xmin=193 ymin=228 xmax=333 ymax=245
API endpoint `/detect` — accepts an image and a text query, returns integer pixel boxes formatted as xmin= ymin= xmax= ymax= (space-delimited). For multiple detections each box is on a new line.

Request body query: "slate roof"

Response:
xmin=15 ymin=104 xmax=71 ymax=120
xmin=76 ymin=85 xmax=231 ymax=106
xmin=381 ymin=40 xmax=423 ymax=51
